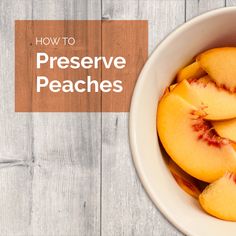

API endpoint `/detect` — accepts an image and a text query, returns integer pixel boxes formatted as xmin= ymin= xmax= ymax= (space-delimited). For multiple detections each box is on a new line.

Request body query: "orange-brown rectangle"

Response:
xmin=15 ymin=20 xmax=148 ymax=112
xmin=102 ymin=20 xmax=148 ymax=112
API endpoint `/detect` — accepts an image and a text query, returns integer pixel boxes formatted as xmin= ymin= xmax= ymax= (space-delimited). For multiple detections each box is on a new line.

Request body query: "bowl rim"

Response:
xmin=129 ymin=6 xmax=236 ymax=236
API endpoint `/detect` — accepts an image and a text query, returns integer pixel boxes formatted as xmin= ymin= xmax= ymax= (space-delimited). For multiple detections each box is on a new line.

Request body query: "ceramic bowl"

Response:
xmin=130 ymin=7 xmax=236 ymax=236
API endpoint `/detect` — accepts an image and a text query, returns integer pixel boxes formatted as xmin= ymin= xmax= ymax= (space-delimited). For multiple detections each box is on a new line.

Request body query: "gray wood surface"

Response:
xmin=227 ymin=0 xmax=236 ymax=6
xmin=101 ymin=1 xmax=184 ymax=236
xmin=0 ymin=2 xmax=32 ymax=235
xmin=0 ymin=0 xmax=235 ymax=236
xmin=31 ymin=1 xmax=101 ymax=236
xmin=186 ymin=0 xmax=225 ymax=20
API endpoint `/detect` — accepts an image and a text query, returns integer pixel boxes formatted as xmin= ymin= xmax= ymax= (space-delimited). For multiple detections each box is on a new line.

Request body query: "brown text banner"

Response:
xmin=15 ymin=20 xmax=148 ymax=112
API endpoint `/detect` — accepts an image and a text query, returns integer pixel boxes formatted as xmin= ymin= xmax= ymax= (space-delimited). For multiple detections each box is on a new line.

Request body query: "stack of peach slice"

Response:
xmin=157 ymin=47 xmax=236 ymax=221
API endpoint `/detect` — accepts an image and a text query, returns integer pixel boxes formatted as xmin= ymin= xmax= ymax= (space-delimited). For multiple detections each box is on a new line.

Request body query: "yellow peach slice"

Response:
xmin=197 ymin=47 xmax=236 ymax=92
xmin=167 ymin=159 xmax=201 ymax=198
xmin=161 ymin=83 xmax=178 ymax=99
xmin=199 ymin=172 xmax=236 ymax=221
xmin=212 ymin=118 xmax=236 ymax=143
xmin=171 ymin=79 xmax=202 ymax=108
xmin=173 ymin=77 xmax=236 ymax=120
xmin=157 ymin=92 xmax=236 ymax=182
xmin=177 ymin=61 xmax=206 ymax=82
xmin=169 ymin=83 xmax=177 ymax=91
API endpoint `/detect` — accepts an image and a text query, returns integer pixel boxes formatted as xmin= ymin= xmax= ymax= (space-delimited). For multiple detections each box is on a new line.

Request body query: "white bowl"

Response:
xmin=129 ymin=7 xmax=236 ymax=236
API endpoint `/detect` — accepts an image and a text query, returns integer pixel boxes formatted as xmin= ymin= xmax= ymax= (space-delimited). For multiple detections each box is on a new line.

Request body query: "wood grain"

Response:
xmin=226 ymin=0 xmax=236 ymax=6
xmin=101 ymin=0 xmax=184 ymax=235
xmin=30 ymin=1 xmax=102 ymax=235
xmin=0 ymin=1 xmax=33 ymax=235
xmin=0 ymin=0 xmax=236 ymax=235
xmin=186 ymin=0 xmax=226 ymax=20
xmin=15 ymin=20 xmax=102 ymax=112
xmin=102 ymin=20 xmax=148 ymax=112
xmin=0 ymin=0 xmax=33 ymax=161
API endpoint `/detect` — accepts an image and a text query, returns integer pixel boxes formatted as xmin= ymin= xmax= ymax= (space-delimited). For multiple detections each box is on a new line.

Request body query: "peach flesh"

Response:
xmin=226 ymin=172 xmax=236 ymax=183
xmin=157 ymin=93 xmax=236 ymax=182
xmin=212 ymin=118 xmax=236 ymax=143
xmin=188 ymin=76 xmax=234 ymax=94
xmin=197 ymin=47 xmax=236 ymax=92
xmin=191 ymin=114 xmax=230 ymax=148
xmin=186 ymin=76 xmax=236 ymax=120
xmin=176 ymin=61 xmax=206 ymax=82
xmin=171 ymin=78 xmax=233 ymax=146
xmin=167 ymin=159 xmax=201 ymax=198
xmin=199 ymin=172 xmax=236 ymax=221
xmin=159 ymin=46 xmax=236 ymax=221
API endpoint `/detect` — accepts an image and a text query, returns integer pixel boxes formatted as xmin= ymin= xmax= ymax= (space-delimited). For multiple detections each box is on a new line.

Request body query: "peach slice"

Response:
xmin=176 ymin=61 xmax=206 ymax=82
xmin=171 ymin=79 xmax=202 ymax=108
xmin=157 ymin=92 xmax=236 ymax=182
xmin=167 ymin=159 xmax=201 ymax=198
xmin=199 ymin=172 xmax=236 ymax=221
xmin=169 ymin=83 xmax=177 ymax=91
xmin=161 ymin=83 xmax=177 ymax=98
xmin=172 ymin=77 xmax=236 ymax=120
xmin=197 ymin=47 xmax=236 ymax=92
xmin=212 ymin=118 xmax=236 ymax=143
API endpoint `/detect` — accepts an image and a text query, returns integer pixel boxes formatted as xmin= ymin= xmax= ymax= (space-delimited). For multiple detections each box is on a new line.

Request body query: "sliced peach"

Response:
xmin=176 ymin=61 xmax=206 ymax=82
xmin=157 ymin=92 xmax=236 ymax=182
xmin=161 ymin=83 xmax=178 ymax=99
xmin=199 ymin=172 xmax=236 ymax=221
xmin=169 ymin=83 xmax=177 ymax=91
xmin=171 ymin=79 xmax=202 ymax=108
xmin=167 ymin=159 xmax=201 ymax=198
xmin=213 ymin=118 xmax=236 ymax=143
xmin=172 ymin=77 xmax=236 ymax=120
xmin=197 ymin=47 xmax=236 ymax=92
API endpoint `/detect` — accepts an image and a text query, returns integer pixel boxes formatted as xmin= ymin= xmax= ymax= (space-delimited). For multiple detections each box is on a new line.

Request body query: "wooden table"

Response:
xmin=0 ymin=0 xmax=235 ymax=235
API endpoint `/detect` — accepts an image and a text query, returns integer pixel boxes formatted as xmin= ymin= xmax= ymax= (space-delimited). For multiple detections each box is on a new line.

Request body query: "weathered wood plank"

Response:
xmin=30 ymin=1 xmax=102 ymax=236
xmin=186 ymin=0 xmax=225 ymax=20
xmin=101 ymin=0 xmax=185 ymax=235
xmin=0 ymin=1 xmax=33 ymax=235
xmin=0 ymin=0 xmax=33 ymax=161
xmin=226 ymin=0 xmax=236 ymax=6
xmin=31 ymin=161 xmax=101 ymax=236
xmin=0 ymin=166 xmax=31 ymax=236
